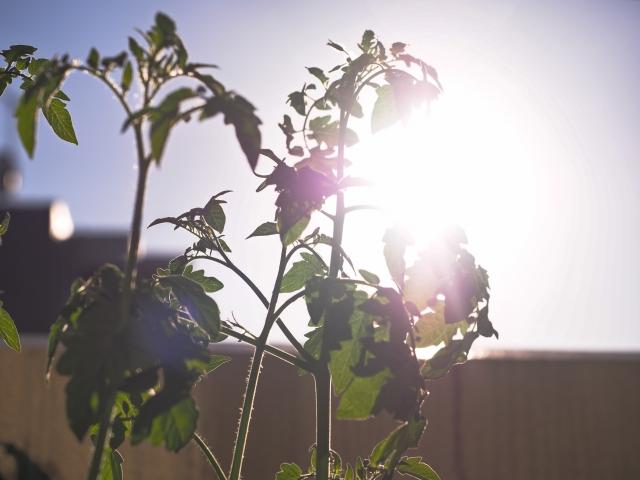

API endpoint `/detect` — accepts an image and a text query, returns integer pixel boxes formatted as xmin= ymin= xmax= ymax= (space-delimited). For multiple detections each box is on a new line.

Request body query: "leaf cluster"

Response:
xmin=46 ymin=260 xmax=229 ymax=477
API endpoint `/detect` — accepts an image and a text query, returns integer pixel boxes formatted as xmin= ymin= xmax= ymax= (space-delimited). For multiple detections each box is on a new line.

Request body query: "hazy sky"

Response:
xmin=1 ymin=0 xmax=639 ymax=351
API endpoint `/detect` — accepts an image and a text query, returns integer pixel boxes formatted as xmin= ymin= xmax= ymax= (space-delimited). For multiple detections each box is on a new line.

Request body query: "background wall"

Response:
xmin=2 ymin=342 xmax=639 ymax=480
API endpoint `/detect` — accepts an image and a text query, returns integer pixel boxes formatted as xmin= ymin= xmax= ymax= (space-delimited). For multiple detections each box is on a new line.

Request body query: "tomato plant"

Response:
xmin=0 ymin=13 xmax=497 ymax=480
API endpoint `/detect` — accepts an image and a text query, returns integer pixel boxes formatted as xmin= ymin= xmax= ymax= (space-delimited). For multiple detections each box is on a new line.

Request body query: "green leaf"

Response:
xmin=128 ymin=37 xmax=145 ymax=62
xmin=247 ymin=221 xmax=278 ymax=239
xmin=43 ymin=98 xmax=78 ymax=145
xmin=370 ymin=417 xmax=426 ymax=466
xmin=15 ymin=94 xmax=38 ymax=158
xmin=281 ymin=215 xmax=310 ymax=246
xmin=150 ymin=88 xmax=196 ymax=163
xmin=358 ymin=269 xmax=380 ymax=285
xmin=87 ymin=48 xmax=100 ymax=69
xmin=327 ymin=40 xmax=347 ymax=53
xmin=414 ymin=300 xmax=467 ymax=348
xmin=336 ymin=369 xmax=390 ymax=420
xmin=159 ymin=275 xmax=220 ymax=337
xmin=371 ymin=84 xmax=399 ymax=133
xmin=275 ymin=463 xmax=303 ymax=480
xmin=204 ymin=354 xmax=230 ymax=374
xmin=55 ymin=90 xmax=70 ymax=101
xmin=155 ymin=12 xmax=177 ymax=36
xmin=397 ymin=457 xmax=441 ymax=480
xmin=0 ymin=212 xmax=10 ymax=239
xmin=121 ymin=62 xmax=133 ymax=93
xmin=1 ymin=45 xmax=37 ymax=64
xmin=0 ymin=306 xmax=20 ymax=352
xmin=287 ymin=91 xmax=306 ymax=116
xmin=328 ymin=309 xmax=368 ymax=395
xmin=280 ymin=253 xmax=325 ymax=293
xmin=183 ymin=265 xmax=224 ymax=293
xmin=344 ymin=464 xmax=354 ymax=480
xmin=421 ymin=332 xmax=478 ymax=380
xmin=359 ymin=30 xmax=375 ymax=52
xmin=149 ymin=397 xmax=197 ymax=452
xmin=203 ymin=196 xmax=225 ymax=233
xmin=99 ymin=448 xmax=124 ymax=480
xmin=382 ymin=227 xmax=410 ymax=288
xmin=307 ymin=67 xmax=328 ymax=84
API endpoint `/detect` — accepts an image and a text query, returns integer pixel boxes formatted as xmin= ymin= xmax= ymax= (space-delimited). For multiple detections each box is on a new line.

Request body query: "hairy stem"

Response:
xmin=229 ymin=246 xmax=288 ymax=480
xmin=86 ymin=391 xmax=116 ymax=480
xmin=193 ymin=432 xmax=227 ymax=480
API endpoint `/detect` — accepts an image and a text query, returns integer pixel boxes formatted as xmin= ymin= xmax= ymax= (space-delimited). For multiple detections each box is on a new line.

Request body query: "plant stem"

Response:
xmin=193 ymin=432 xmax=227 ymax=480
xmin=86 ymin=391 xmax=116 ymax=480
xmin=229 ymin=246 xmax=288 ymax=480
xmin=315 ymin=108 xmax=349 ymax=480
xmin=314 ymin=365 xmax=332 ymax=480
xmin=124 ymin=126 xmax=149 ymax=289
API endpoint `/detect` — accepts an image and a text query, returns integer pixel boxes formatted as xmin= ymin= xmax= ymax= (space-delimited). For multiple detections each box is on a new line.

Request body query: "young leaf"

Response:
xmin=327 ymin=40 xmax=346 ymax=53
xmin=275 ymin=463 xmax=303 ymax=480
xmin=371 ymin=84 xmax=398 ymax=133
xmin=280 ymin=254 xmax=325 ymax=293
xmin=183 ymin=266 xmax=224 ymax=293
xmin=397 ymin=457 xmax=441 ymax=480
xmin=370 ymin=417 xmax=426 ymax=466
xmin=155 ymin=12 xmax=177 ymax=36
xmin=307 ymin=67 xmax=328 ymax=84
xmin=43 ymin=98 xmax=78 ymax=145
xmin=204 ymin=354 xmax=231 ymax=375
xmin=121 ymin=62 xmax=133 ymax=93
xmin=0 ymin=306 xmax=20 ymax=352
xmin=87 ymin=48 xmax=100 ymax=69
xmin=344 ymin=464 xmax=354 ymax=480
xmin=247 ymin=221 xmax=278 ymax=239
xmin=287 ymin=91 xmax=306 ymax=116
xmin=150 ymin=88 xmax=196 ymax=163
xmin=159 ymin=275 xmax=221 ymax=337
xmin=358 ymin=269 xmax=380 ymax=285
xmin=359 ymin=30 xmax=375 ymax=52
xmin=203 ymin=196 xmax=225 ymax=233
xmin=15 ymin=94 xmax=38 ymax=158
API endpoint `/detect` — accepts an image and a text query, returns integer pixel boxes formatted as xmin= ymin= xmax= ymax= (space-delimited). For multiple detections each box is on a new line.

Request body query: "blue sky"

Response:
xmin=2 ymin=0 xmax=640 ymax=351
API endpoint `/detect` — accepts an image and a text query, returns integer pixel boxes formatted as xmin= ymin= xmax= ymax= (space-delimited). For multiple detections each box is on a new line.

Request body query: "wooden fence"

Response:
xmin=1 ymin=339 xmax=639 ymax=479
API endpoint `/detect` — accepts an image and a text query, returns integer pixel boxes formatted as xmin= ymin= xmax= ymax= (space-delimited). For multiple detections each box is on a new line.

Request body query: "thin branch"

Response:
xmin=274 ymin=290 xmax=307 ymax=320
xmin=72 ymin=66 xmax=133 ymax=117
xmin=193 ymin=432 xmax=227 ymax=480
xmin=344 ymin=204 xmax=381 ymax=215
xmin=220 ymin=326 xmax=309 ymax=371
xmin=190 ymin=254 xmax=311 ymax=361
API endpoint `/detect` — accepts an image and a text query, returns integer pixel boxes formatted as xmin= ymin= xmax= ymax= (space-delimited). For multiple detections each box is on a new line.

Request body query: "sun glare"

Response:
xmin=344 ymin=82 xmax=533 ymax=270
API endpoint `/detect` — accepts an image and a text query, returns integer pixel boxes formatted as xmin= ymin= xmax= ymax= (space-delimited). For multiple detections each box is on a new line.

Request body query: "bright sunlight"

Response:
xmin=344 ymin=77 xmax=536 ymax=277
